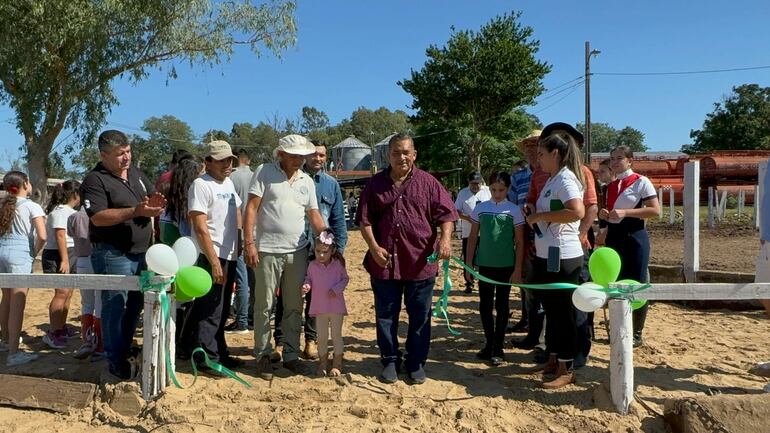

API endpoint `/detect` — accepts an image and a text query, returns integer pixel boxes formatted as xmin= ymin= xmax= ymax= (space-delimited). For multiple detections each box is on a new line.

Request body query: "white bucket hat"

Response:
xmin=273 ymin=134 xmax=316 ymax=158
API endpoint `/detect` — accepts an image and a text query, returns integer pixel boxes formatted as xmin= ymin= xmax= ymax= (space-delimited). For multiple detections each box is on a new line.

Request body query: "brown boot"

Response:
xmin=302 ymin=340 xmax=319 ymax=360
xmin=539 ymin=354 xmax=558 ymax=376
xmin=329 ymin=354 xmax=343 ymax=377
xmin=542 ymin=361 xmax=575 ymax=389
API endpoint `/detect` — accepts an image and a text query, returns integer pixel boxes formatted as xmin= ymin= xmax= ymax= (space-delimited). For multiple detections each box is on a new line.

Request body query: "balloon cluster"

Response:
xmin=145 ymin=237 xmax=212 ymax=302
xmin=571 ymin=247 xmax=647 ymax=313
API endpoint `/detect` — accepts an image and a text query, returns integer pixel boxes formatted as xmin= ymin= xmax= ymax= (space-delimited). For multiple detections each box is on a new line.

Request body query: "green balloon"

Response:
xmin=588 ymin=247 xmax=622 ymax=287
xmin=175 ymin=266 xmax=213 ymax=299
xmin=173 ymin=286 xmax=194 ymax=303
xmin=616 ymin=279 xmax=648 ymax=311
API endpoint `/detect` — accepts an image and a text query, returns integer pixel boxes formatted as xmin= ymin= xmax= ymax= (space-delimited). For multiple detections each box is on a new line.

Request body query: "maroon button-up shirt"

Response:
xmin=356 ymin=167 xmax=458 ymax=281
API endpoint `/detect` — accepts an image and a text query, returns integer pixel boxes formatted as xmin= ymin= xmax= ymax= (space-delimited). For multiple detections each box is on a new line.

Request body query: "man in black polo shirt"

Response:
xmin=81 ymin=130 xmax=166 ymax=379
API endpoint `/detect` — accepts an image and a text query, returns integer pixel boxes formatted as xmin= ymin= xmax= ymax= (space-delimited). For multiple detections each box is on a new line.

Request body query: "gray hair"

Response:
xmin=388 ymin=133 xmax=414 ymax=149
xmin=98 ymin=130 xmax=129 ymax=152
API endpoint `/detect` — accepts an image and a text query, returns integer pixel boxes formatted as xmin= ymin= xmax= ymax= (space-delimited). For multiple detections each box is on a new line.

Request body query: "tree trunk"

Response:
xmin=24 ymin=133 xmax=53 ymax=205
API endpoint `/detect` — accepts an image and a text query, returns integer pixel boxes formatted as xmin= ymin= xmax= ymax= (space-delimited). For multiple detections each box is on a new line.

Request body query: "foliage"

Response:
xmin=576 ymin=122 xmax=648 ymax=153
xmin=133 ymin=115 xmax=199 ymax=181
xmin=400 ymin=12 xmax=550 ymax=171
xmin=683 ymin=84 xmax=770 ymax=153
xmin=327 ymin=107 xmax=412 ymax=146
xmin=0 ymin=0 xmax=297 ymax=201
xmin=415 ymin=109 xmax=541 ymax=176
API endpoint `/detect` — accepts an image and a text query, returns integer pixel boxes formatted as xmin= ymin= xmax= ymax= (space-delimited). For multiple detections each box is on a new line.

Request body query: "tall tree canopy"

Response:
xmin=328 ymin=107 xmax=412 ymax=146
xmin=399 ymin=12 xmax=550 ymax=171
xmin=576 ymin=122 xmax=648 ymax=153
xmin=683 ymin=84 xmax=770 ymax=153
xmin=0 ymin=0 xmax=297 ymax=201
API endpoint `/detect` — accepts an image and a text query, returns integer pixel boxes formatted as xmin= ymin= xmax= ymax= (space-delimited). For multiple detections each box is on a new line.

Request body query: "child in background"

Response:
xmin=465 ymin=172 xmax=525 ymax=366
xmin=41 ymin=180 xmax=81 ymax=349
xmin=0 ymin=171 xmax=47 ymax=366
xmin=302 ymin=230 xmax=349 ymax=377
xmin=68 ymin=206 xmax=103 ymax=359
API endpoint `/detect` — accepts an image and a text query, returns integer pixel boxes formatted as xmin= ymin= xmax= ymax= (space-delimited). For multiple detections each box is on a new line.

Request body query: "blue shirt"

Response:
xmin=305 ymin=169 xmax=348 ymax=253
xmin=761 ymin=159 xmax=770 ymax=242
xmin=507 ymin=166 xmax=532 ymax=205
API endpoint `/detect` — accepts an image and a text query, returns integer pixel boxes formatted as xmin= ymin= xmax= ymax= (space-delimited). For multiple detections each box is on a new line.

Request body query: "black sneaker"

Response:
xmin=475 ymin=347 xmax=493 ymax=360
xmin=223 ymin=321 xmax=239 ymax=331
xmin=225 ymin=324 xmax=249 ymax=335
xmin=408 ymin=366 xmax=426 ymax=385
xmin=379 ymin=363 xmax=398 ymax=384
xmin=221 ymin=356 xmax=244 ymax=369
xmin=511 ymin=337 xmax=538 ymax=350
xmin=256 ymin=355 xmax=274 ymax=380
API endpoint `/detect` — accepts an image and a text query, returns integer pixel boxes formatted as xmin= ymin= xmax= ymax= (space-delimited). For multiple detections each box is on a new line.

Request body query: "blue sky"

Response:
xmin=2 ymin=0 xmax=770 ymax=166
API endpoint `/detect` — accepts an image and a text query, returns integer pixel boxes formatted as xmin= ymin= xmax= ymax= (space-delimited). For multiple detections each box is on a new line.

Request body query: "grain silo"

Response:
xmin=333 ymin=136 xmax=371 ymax=171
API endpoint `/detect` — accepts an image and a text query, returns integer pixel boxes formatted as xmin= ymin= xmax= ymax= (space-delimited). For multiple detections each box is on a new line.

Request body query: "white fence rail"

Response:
xmin=0 ymin=273 xmax=174 ymax=401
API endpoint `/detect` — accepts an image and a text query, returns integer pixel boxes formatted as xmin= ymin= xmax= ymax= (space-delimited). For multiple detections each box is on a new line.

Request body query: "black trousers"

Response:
xmin=478 ymin=266 xmax=513 ymax=355
xmin=532 ymin=256 xmax=583 ymax=361
xmin=461 ymin=237 xmax=475 ymax=289
xmin=180 ymin=255 xmax=236 ymax=364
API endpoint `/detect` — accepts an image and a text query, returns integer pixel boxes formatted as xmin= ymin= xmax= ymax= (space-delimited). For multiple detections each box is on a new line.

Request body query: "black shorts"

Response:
xmin=42 ymin=248 xmax=77 ymax=274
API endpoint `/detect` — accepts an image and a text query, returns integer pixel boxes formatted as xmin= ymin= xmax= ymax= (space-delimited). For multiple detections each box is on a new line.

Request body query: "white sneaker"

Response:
xmin=6 ymin=351 xmax=39 ymax=366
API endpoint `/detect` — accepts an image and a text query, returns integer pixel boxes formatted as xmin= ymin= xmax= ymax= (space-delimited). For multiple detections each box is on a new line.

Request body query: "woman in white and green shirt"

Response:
xmin=465 ymin=172 xmax=525 ymax=366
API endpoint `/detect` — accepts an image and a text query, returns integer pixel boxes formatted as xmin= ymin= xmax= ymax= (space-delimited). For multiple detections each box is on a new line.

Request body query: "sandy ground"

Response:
xmin=1 ymin=228 xmax=770 ymax=432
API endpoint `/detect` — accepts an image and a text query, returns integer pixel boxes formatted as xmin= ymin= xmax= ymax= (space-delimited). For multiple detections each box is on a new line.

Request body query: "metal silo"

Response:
xmin=333 ymin=136 xmax=372 ymax=171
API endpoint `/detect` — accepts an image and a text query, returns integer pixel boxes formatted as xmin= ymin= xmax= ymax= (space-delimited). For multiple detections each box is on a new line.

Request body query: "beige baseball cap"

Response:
xmin=273 ymin=134 xmax=316 ymax=158
xmin=206 ymin=140 xmax=236 ymax=161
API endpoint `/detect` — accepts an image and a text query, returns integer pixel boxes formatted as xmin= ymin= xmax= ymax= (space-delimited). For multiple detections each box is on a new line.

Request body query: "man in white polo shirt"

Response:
xmin=243 ymin=134 xmax=327 ymax=380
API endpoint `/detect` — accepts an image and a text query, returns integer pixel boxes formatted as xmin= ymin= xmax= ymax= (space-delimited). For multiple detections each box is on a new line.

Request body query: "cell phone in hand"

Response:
xmin=524 ymin=207 xmax=544 ymax=238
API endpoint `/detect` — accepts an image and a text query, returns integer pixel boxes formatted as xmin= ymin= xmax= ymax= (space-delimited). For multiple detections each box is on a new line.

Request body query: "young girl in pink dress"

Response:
xmin=302 ymin=230 xmax=349 ymax=377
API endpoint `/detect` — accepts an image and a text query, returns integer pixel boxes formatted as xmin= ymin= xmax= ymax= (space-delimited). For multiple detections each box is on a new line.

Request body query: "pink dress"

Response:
xmin=305 ymin=259 xmax=349 ymax=316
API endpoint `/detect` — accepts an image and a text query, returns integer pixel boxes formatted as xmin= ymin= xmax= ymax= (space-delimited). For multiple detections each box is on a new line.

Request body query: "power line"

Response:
xmin=532 ymin=83 xmax=582 ymax=114
xmin=594 ymin=64 xmax=770 ymax=76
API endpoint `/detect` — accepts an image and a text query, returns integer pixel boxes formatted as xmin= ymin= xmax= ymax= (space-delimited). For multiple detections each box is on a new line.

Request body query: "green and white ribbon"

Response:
xmin=140 ymin=271 xmax=252 ymax=389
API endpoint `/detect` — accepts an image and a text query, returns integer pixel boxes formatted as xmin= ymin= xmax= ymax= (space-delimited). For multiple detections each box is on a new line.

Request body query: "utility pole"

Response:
xmin=585 ymin=41 xmax=600 ymax=163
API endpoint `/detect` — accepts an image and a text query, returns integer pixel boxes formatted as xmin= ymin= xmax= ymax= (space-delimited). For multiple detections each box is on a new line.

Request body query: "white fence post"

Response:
xmin=758 ymin=161 xmax=768 ymax=229
xmin=608 ymin=295 xmax=633 ymax=415
xmin=707 ymin=187 xmax=715 ymax=228
xmin=684 ymin=162 xmax=700 ymax=282
xmin=718 ymin=190 xmax=727 ymax=221
xmin=738 ymin=190 xmax=744 ymax=217
xmin=669 ymin=187 xmax=675 ymax=225
xmin=658 ymin=187 xmax=664 ymax=220
xmin=140 ymin=275 xmax=173 ymax=401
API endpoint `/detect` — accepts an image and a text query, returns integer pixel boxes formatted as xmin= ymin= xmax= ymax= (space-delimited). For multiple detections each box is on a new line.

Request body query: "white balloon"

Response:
xmin=146 ymin=244 xmax=180 ymax=276
xmin=572 ymin=285 xmax=607 ymax=313
xmin=172 ymin=236 xmax=199 ymax=268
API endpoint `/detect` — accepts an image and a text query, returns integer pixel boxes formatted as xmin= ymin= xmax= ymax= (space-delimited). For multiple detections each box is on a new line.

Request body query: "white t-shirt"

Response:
xmin=249 ymin=162 xmax=319 ymax=254
xmin=44 ymin=204 xmax=77 ymax=250
xmin=455 ymin=185 xmax=491 ymax=238
xmin=5 ymin=198 xmax=45 ymax=241
xmin=534 ymin=166 xmax=584 ymax=260
xmin=607 ymin=170 xmax=657 ymax=223
xmin=188 ymin=174 xmax=242 ymax=261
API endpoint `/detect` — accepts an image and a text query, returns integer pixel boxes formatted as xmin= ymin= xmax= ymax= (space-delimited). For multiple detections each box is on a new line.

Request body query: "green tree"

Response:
xmin=132 ymin=115 xmax=198 ymax=181
xmin=683 ymin=84 xmax=770 ymax=153
xmin=399 ymin=12 xmax=550 ymax=171
xmin=229 ymin=122 xmax=278 ymax=164
xmin=0 ymin=0 xmax=297 ymax=202
xmin=415 ymin=109 xmax=541 ymax=175
xmin=576 ymin=122 xmax=648 ymax=153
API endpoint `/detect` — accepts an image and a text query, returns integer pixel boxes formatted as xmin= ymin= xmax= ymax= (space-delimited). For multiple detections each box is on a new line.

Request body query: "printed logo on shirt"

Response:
xmin=544 ymin=190 xmax=551 ymax=198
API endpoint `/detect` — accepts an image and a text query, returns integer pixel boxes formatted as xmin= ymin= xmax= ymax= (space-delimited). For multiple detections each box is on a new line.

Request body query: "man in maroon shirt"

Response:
xmin=356 ymin=133 xmax=457 ymax=385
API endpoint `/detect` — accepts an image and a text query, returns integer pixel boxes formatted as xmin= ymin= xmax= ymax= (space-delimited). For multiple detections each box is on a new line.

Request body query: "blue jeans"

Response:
xmin=91 ymin=243 xmax=145 ymax=376
xmin=233 ymin=256 xmax=253 ymax=327
xmin=0 ymin=235 xmax=33 ymax=273
xmin=371 ymin=277 xmax=434 ymax=373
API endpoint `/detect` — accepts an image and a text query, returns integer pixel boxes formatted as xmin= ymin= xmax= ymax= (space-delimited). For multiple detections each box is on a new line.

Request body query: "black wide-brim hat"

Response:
xmin=541 ymin=122 xmax=584 ymax=147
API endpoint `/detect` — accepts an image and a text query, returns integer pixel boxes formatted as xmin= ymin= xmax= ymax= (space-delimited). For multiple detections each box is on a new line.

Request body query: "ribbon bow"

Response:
xmin=319 ymin=231 xmax=334 ymax=245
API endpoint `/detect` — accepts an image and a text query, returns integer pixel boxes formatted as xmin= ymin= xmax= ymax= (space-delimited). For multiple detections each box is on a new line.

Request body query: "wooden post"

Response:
xmin=707 ymin=187 xmax=715 ymax=228
xmin=669 ymin=187 xmax=675 ymax=225
xmin=608 ymin=295 xmax=633 ymax=415
xmin=758 ymin=160 xmax=768 ymax=229
xmin=140 ymin=275 xmax=173 ymax=401
xmin=718 ymin=190 xmax=727 ymax=220
xmin=166 ymin=293 xmax=176 ymax=387
xmin=658 ymin=187 xmax=664 ymax=220
xmin=684 ymin=162 xmax=700 ymax=282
